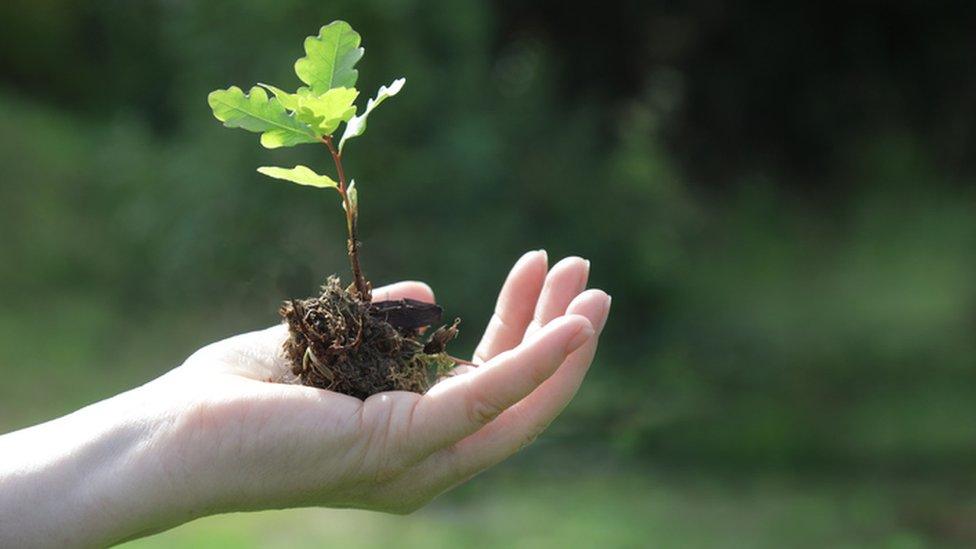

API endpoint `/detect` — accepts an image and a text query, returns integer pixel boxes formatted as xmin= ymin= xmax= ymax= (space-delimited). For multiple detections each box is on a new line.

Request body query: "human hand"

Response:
xmin=0 ymin=252 xmax=610 ymax=546
xmin=162 ymin=251 xmax=609 ymax=517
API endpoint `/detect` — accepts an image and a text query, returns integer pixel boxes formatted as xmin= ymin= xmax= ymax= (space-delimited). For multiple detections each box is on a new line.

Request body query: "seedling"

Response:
xmin=208 ymin=21 xmax=460 ymax=398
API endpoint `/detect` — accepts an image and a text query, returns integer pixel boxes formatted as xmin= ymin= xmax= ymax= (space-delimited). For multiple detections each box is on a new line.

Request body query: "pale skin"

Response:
xmin=0 ymin=251 xmax=610 ymax=547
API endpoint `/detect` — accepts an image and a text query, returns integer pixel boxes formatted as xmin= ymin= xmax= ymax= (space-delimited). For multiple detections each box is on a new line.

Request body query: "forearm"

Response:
xmin=0 ymin=384 xmax=192 ymax=547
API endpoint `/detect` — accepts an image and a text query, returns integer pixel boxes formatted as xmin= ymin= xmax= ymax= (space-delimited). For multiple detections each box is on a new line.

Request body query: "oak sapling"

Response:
xmin=208 ymin=20 xmax=461 ymax=399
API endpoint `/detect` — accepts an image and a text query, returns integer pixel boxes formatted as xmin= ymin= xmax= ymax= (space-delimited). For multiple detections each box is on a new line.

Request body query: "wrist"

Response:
xmin=0 ymin=381 xmax=200 ymax=546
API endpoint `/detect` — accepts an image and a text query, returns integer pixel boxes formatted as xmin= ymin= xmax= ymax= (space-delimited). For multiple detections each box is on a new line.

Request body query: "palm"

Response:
xmin=166 ymin=252 xmax=609 ymax=514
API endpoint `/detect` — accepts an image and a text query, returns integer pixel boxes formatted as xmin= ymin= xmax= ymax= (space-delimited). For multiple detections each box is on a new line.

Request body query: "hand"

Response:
xmin=166 ymin=251 xmax=609 ymax=513
xmin=0 ymin=252 xmax=610 ymax=546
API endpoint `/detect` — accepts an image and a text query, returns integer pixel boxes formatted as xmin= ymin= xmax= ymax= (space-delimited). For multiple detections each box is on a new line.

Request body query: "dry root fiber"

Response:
xmin=280 ymin=276 xmax=459 ymax=399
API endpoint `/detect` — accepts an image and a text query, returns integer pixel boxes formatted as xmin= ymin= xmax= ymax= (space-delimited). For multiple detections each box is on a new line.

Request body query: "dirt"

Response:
xmin=279 ymin=276 xmax=460 ymax=399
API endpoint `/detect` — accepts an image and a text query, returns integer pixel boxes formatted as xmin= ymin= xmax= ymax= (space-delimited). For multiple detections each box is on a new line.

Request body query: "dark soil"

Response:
xmin=280 ymin=276 xmax=460 ymax=399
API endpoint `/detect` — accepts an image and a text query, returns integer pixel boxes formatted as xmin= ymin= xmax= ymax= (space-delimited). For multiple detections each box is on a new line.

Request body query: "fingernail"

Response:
xmin=538 ymin=249 xmax=548 ymax=265
xmin=567 ymin=324 xmax=595 ymax=353
xmin=518 ymin=249 xmax=542 ymax=265
xmin=586 ymin=293 xmax=612 ymax=333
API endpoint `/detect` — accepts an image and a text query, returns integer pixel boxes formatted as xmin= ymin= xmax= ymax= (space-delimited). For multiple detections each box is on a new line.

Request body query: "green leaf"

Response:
xmin=257 ymin=165 xmax=338 ymax=189
xmin=258 ymin=84 xmax=358 ymax=137
xmin=208 ymin=86 xmax=318 ymax=148
xmin=295 ymin=21 xmax=363 ymax=94
xmin=257 ymin=83 xmax=303 ymax=111
xmin=294 ymin=87 xmax=359 ymax=136
xmin=338 ymin=78 xmax=405 ymax=152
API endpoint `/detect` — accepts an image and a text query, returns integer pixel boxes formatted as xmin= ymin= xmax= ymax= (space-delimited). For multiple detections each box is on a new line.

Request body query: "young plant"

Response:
xmin=208 ymin=20 xmax=402 ymax=300
xmin=208 ymin=21 xmax=458 ymax=398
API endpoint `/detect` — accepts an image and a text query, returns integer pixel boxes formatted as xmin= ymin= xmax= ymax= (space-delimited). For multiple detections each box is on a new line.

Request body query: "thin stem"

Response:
xmin=322 ymin=135 xmax=370 ymax=300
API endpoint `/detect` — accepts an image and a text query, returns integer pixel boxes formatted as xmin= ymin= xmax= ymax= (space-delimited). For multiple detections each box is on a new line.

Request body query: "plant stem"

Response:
xmin=323 ymin=135 xmax=370 ymax=300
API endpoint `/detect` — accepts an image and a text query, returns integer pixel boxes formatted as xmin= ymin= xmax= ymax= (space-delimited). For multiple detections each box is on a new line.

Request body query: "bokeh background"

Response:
xmin=2 ymin=1 xmax=976 ymax=546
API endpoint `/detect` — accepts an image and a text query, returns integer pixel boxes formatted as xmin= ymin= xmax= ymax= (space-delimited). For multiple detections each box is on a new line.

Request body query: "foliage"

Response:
xmin=208 ymin=20 xmax=403 ymax=196
xmin=207 ymin=20 xmax=405 ymax=298
xmin=208 ymin=86 xmax=319 ymax=148
xmin=295 ymin=20 xmax=363 ymax=94
xmin=256 ymin=165 xmax=337 ymax=189
xmin=339 ymin=78 xmax=405 ymax=152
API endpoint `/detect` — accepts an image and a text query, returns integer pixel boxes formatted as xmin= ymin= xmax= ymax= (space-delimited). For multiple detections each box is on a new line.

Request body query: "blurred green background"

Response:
xmin=2 ymin=1 xmax=976 ymax=546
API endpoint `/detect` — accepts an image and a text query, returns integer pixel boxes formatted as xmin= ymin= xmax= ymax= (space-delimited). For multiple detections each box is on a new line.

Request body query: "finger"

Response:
xmin=371 ymin=281 xmax=435 ymax=303
xmin=404 ymin=314 xmax=594 ymax=459
xmin=524 ymin=256 xmax=590 ymax=338
xmin=419 ymin=289 xmax=610 ymax=483
xmin=473 ymin=250 xmax=548 ymax=364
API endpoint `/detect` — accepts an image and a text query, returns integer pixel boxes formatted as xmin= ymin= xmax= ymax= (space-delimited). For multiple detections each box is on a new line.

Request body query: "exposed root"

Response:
xmin=280 ymin=276 xmax=459 ymax=399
